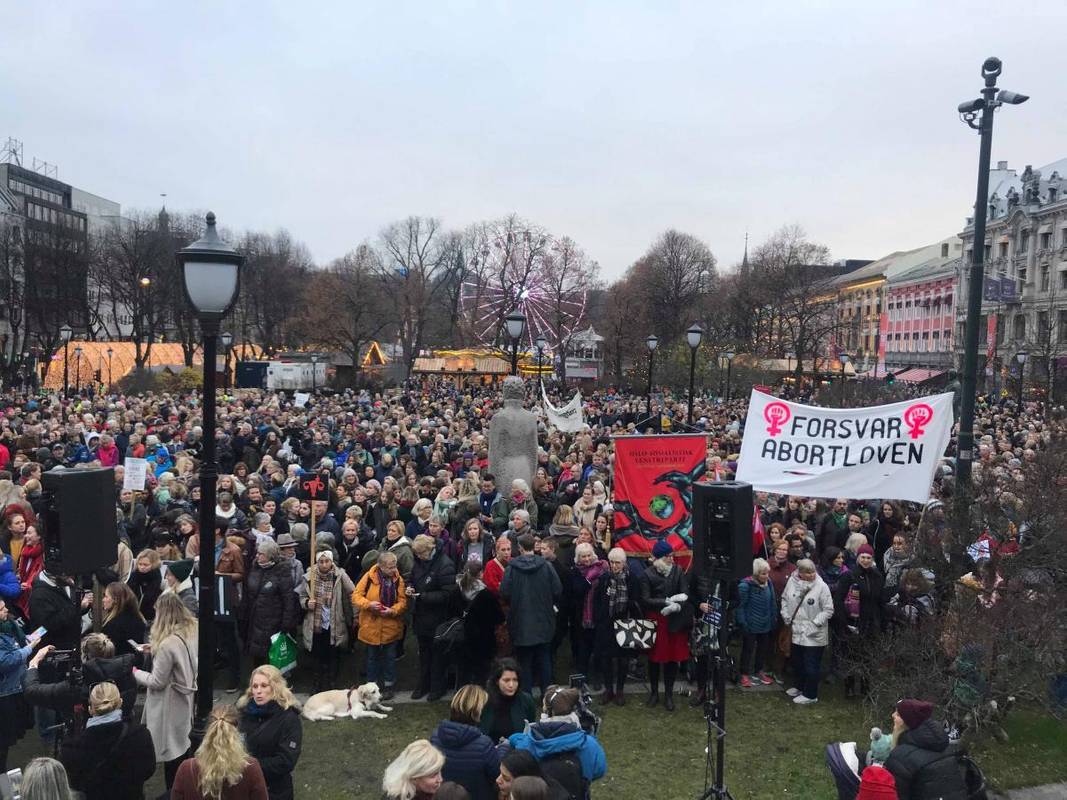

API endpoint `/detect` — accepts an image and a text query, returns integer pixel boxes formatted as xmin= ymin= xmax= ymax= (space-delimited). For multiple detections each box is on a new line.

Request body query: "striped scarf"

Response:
xmin=314 ymin=568 xmax=335 ymax=632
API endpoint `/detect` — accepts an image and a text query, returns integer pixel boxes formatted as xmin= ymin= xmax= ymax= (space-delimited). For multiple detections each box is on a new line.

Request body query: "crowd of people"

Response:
xmin=0 ymin=376 xmax=1058 ymax=799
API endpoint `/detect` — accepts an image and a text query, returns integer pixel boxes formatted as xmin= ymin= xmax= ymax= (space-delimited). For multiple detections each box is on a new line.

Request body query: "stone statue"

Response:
xmin=1006 ymin=187 xmax=1019 ymax=209
xmin=488 ymin=376 xmax=537 ymax=500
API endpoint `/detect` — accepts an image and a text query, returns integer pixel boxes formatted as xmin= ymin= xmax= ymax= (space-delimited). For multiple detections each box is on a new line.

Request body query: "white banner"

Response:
xmin=736 ymin=390 xmax=953 ymax=503
xmin=541 ymin=387 xmax=587 ymax=433
xmin=123 ymin=457 xmax=149 ymax=491
xmin=293 ymin=392 xmax=310 ymax=408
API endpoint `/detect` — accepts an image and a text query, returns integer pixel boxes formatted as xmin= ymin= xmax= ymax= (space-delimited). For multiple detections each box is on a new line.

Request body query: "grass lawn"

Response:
xmin=9 ymin=643 xmax=1065 ymax=798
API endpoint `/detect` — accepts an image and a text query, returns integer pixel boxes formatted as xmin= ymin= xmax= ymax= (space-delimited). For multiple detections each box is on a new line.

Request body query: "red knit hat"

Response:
xmin=896 ymin=698 xmax=934 ymax=729
xmin=857 ymin=765 xmax=898 ymax=799
xmin=857 ymin=543 xmax=875 ymax=558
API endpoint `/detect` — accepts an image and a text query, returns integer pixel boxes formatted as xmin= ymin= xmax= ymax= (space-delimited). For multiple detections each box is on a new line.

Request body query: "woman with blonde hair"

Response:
xmin=128 ymin=548 xmax=163 ymax=621
xmin=237 ymin=665 xmax=302 ymax=800
xmin=171 ymin=705 xmax=268 ymax=800
xmin=133 ymin=592 xmax=199 ymax=791
xmin=430 ymin=685 xmax=499 ymax=800
xmin=383 ymin=739 xmax=446 ymax=800
xmin=20 ymin=757 xmax=72 ymax=800
xmin=60 ymin=682 xmax=155 ymax=800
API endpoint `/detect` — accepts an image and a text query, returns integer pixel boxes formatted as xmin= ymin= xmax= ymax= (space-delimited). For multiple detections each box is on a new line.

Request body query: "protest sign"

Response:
xmin=541 ymin=387 xmax=587 ymax=433
xmin=293 ymin=392 xmax=310 ymax=408
xmin=736 ymin=390 xmax=953 ymax=503
xmin=123 ymin=457 xmax=149 ymax=491
xmin=612 ymin=433 xmax=706 ymax=564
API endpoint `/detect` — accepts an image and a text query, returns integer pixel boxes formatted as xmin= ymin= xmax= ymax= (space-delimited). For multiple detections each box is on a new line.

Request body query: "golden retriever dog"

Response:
xmin=302 ymin=682 xmax=393 ymax=721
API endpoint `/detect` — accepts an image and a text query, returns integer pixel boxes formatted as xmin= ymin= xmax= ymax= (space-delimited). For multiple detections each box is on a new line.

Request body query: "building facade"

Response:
xmin=956 ymin=159 xmax=1067 ymax=395
xmin=832 ymin=238 xmax=961 ymax=372
xmin=883 ymin=255 xmax=960 ymax=371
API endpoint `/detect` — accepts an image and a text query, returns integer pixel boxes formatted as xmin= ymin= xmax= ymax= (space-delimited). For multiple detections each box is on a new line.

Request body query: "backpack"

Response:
xmin=539 ymin=750 xmax=587 ymax=800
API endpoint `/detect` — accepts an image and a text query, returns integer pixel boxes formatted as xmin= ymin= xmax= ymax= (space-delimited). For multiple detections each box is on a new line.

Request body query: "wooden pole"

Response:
xmin=308 ymin=505 xmax=317 ymax=604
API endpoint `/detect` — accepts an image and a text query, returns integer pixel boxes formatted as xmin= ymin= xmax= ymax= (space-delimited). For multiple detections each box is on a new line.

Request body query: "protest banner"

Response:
xmin=123 ymin=457 xmax=149 ymax=491
xmin=736 ymin=389 xmax=953 ymax=503
xmin=612 ymin=433 xmax=706 ymax=565
xmin=541 ymin=387 xmax=587 ymax=433
xmin=293 ymin=392 xmax=310 ymax=408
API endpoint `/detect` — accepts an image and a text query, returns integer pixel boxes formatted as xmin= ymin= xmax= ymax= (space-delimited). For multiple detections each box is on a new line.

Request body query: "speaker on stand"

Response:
xmin=691 ymin=480 xmax=753 ymax=800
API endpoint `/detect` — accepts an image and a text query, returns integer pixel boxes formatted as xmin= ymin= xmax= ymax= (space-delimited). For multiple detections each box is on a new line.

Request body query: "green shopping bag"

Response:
xmin=268 ymin=632 xmax=298 ymax=675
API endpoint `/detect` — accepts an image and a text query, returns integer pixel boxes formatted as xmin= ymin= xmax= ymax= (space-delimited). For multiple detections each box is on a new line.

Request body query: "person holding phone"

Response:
xmin=0 ymin=598 xmax=37 ymax=770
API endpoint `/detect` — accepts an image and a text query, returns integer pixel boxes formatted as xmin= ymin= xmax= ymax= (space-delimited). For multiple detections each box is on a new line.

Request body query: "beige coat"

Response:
xmin=297 ymin=567 xmax=355 ymax=650
xmin=133 ymin=632 xmax=197 ymax=762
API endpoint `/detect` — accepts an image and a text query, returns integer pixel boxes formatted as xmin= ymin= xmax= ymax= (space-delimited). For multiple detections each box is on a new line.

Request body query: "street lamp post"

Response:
xmin=839 ymin=353 xmax=851 ymax=407
xmin=686 ymin=323 xmax=703 ymax=425
xmin=311 ymin=354 xmax=319 ymax=393
xmin=534 ymin=334 xmax=547 ymax=402
xmin=956 ymin=57 xmax=1028 ymax=486
xmin=106 ymin=347 xmax=113 ymax=391
xmin=178 ymin=212 xmax=243 ymax=748
xmin=723 ymin=350 xmax=735 ymax=404
xmin=73 ymin=346 xmax=83 ymax=394
xmin=505 ymin=310 xmax=526 ymax=376
xmin=1015 ymin=350 xmax=1028 ymax=408
xmin=60 ymin=324 xmax=72 ymax=396
xmin=220 ymin=332 xmax=233 ymax=391
xmin=645 ymin=334 xmax=659 ymax=422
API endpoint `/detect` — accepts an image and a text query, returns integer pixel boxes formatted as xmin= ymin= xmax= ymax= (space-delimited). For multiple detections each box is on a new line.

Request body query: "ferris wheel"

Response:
xmin=460 ymin=229 xmax=587 ymax=351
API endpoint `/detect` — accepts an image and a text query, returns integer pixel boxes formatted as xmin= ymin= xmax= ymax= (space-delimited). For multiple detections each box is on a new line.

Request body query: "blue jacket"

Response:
xmin=509 ymin=719 xmax=607 ymax=782
xmin=0 ymin=633 xmax=32 ymax=697
xmin=0 ymin=556 xmax=21 ymax=602
xmin=737 ymin=576 xmax=777 ymax=634
xmin=431 ymin=721 xmax=500 ymax=800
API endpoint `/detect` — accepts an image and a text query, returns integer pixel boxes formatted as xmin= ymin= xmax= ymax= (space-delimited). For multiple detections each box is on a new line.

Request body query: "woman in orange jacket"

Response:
xmin=352 ymin=551 xmax=408 ymax=700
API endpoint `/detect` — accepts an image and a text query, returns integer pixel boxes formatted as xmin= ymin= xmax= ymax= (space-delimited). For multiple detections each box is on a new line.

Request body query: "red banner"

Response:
xmin=986 ymin=313 xmax=998 ymax=359
xmin=611 ymin=434 xmax=706 ymax=565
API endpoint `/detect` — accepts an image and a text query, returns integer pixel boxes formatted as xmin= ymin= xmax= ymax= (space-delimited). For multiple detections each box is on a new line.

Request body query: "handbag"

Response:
xmin=613 ymin=618 xmax=657 ymax=651
xmin=433 ymin=614 xmax=466 ymax=655
xmin=778 ymin=600 xmax=803 ymax=659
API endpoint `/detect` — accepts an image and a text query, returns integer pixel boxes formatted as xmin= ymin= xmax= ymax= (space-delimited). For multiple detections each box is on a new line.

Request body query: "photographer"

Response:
xmin=59 ymin=681 xmax=155 ymax=800
xmin=22 ymin=633 xmax=138 ymax=725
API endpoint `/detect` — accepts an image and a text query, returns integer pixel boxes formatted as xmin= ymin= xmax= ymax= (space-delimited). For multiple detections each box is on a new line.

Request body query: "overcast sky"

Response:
xmin=4 ymin=1 xmax=1065 ymax=280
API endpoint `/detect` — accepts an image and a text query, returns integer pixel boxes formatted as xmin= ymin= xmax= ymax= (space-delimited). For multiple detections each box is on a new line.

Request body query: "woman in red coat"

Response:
xmin=15 ymin=524 xmax=43 ymax=619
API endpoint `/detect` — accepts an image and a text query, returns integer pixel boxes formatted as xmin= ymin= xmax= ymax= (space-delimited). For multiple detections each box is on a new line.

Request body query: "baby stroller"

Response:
xmin=825 ymin=741 xmax=988 ymax=800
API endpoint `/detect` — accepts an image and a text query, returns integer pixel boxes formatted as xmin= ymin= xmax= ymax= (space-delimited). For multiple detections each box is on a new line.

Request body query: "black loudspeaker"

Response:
xmin=41 ymin=468 xmax=117 ymax=575
xmin=692 ymin=481 xmax=753 ymax=583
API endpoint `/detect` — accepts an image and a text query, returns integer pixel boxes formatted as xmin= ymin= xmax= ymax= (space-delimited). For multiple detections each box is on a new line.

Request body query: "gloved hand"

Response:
xmin=662 ymin=602 xmax=681 ymax=616
xmin=668 ymin=593 xmax=688 ymax=604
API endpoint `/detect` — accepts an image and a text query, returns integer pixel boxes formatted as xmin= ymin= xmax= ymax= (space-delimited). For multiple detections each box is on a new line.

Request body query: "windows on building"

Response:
xmin=1059 ymin=310 xmax=1067 ymax=343
xmin=1040 ymin=265 xmax=1050 ymax=291
xmin=1040 ymin=231 xmax=1051 ymax=250
xmin=1020 ymin=230 xmax=1030 ymax=252
xmin=1013 ymin=314 xmax=1026 ymax=341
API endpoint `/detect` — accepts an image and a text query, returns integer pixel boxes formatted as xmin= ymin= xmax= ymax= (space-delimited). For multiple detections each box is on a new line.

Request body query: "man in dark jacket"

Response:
xmin=817 ymin=498 xmax=850 ymax=555
xmin=500 ymin=533 xmax=562 ymax=697
xmin=29 ymin=562 xmax=86 ymax=651
xmin=409 ymin=536 xmax=458 ymax=701
xmin=884 ymin=699 xmax=968 ymax=800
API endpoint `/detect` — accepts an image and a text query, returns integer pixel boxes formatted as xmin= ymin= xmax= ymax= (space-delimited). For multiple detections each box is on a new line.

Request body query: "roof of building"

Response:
xmin=887 ymin=255 xmax=962 ymax=289
xmin=983 ymin=158 xmax=1067 ymax=221
xmin=571 ymin=326 xmax=604 ymax=343
xmin=832 ymin=237 xmax=961 ymax=288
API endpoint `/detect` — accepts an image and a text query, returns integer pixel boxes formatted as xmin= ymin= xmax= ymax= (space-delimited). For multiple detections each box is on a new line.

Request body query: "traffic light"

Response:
xmin=885 ymin=372 xmax=896 ymax=385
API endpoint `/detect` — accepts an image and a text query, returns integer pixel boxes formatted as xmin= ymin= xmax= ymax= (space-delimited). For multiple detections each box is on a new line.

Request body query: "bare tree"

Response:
xmin=291 ymin=245 xmax=389 ymax=381
xmin=378 ymin=216 xmax=457 ymax=377
xmin=540 ymin=235 xmax=598 ymax=380
xmin=1022 ymin=278 xmax=1064 ymax=403
xmin=0 ymin=216 xmax=26 ymax=380
xmin=234 ymin=230 xmax=312 ymax=357
xmin=629 ymin=230 xmax=717 ymax=345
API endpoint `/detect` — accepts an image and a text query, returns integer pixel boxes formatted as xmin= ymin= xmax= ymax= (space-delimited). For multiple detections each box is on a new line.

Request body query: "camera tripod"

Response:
xmin=695 ymin=580 xmax=735 ymax=800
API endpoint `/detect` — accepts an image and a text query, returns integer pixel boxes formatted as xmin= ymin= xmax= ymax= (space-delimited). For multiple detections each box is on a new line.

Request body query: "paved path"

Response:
xmin=994 ymin=785 xmax=1067 ymax=800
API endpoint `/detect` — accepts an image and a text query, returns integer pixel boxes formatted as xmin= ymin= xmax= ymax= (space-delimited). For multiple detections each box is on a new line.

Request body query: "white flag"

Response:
xmin=736 ymin=390 xmax=953 ymax=503
xmin=541 ymin=387 xmax=587 ymax=433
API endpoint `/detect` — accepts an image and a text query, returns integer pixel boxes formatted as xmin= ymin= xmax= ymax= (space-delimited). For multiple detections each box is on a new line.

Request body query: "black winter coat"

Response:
xmin=28 ymin=577 xmax=81 ymax=650
xmin=591 ymin=571 xmax=642 ymax=655
xmin=101 ymin=608 xmax=147 ymax=657
xmin=639 ymin=564 xmax=693 ymax=633
xmin=127 ymin=568 xmax=163 ymax=622
xmin=833 ymin=565 xmax=887 ymax=638
xmin=430 ymin=720 xmax=500 ymax=800
xmin=239 ymin=701 xmax=302 ymax=800
xmin=23 ymin=655 xmax=139 ymax=723
xmin=242 ymin=562 xmax=299 ymax=659
xmin=461 ymin=588 xmax=505 ymax=663
xmin=338 ymin=528 xmax=376 ymax=582
xmin=884 ymin=719 xmax=968 ymax=800
xmin=410 ymin=547 xmax=458 ymax=637
xmin=60 ymin=719 xmax=156 ymax=800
